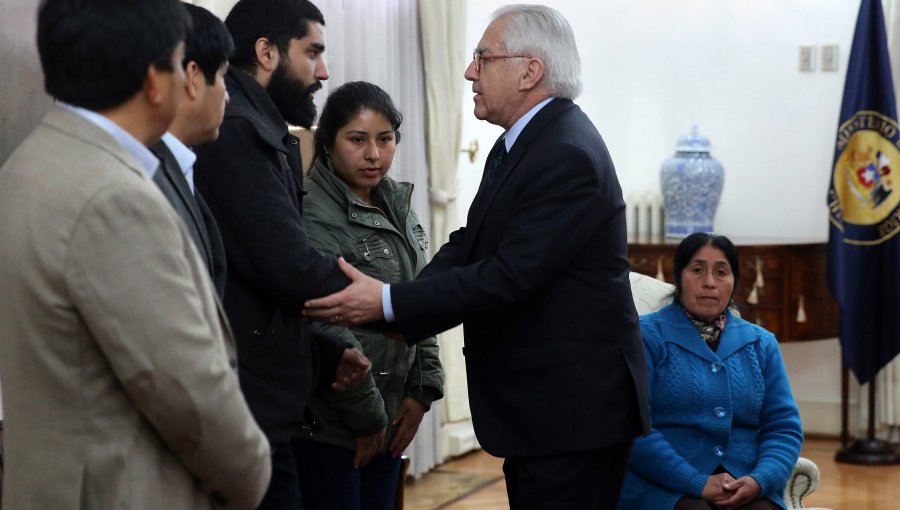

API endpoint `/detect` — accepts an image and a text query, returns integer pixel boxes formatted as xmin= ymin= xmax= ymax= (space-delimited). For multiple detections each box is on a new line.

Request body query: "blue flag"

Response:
xmin=828 ymin=0 xmax=900 ymax=384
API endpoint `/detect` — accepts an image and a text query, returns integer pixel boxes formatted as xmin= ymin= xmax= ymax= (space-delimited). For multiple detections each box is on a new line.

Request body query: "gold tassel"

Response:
xmin=656 ymin=257 xmax=665 ymax=282
xmin=796 ymin=295 xmax=807 ymax=323
xmin=747 ymin=284 xmax=759 ymax=305
xmin=754 ymin=257 xmax=765 ymax=288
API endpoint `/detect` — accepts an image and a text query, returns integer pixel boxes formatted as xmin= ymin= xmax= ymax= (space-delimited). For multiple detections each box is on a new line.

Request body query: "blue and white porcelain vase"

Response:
xmin=660 ymin=126 xmax=724 ymax=238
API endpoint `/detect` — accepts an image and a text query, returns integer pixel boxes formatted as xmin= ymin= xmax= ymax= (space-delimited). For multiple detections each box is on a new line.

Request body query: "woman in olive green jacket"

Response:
xmin=296 ymin=81 xmax=444 ymax=510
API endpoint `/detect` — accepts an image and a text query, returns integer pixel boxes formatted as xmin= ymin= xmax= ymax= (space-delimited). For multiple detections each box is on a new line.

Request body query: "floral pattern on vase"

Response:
xmin=660 ymin=126 xmax=724 ymax=238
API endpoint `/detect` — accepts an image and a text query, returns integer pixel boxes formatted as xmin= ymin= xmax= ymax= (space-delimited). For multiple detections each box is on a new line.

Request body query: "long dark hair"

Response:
xmin=311 ymin=81 xmax=402 ymax=170
xmin=671 ymin=232 xmax=740 ymax=307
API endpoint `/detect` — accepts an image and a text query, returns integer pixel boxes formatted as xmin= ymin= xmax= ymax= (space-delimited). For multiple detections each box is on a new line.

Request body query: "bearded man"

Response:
xmin=193 ymin=1 xmax=371 ymax=509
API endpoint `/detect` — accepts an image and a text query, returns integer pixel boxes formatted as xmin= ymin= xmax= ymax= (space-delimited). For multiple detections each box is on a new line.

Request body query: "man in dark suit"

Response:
xmin=192 ymin=1 xmax=371 ymax=508
xmin=304 ymin=4 xmax=650 ymax=508
xmin=152 ymin=3 xmax=232 ymax=299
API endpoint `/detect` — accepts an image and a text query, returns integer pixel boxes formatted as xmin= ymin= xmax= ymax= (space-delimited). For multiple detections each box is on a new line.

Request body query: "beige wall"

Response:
xmin=0 ymin=1 xmax=48 ymax=421
xmin=0 ymin=1 xmax=51 ymax=166
xmin=0 ymin=1 xmax=242 ymax=167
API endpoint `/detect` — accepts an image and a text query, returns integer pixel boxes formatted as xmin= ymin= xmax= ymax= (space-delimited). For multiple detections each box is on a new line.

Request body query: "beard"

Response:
xmin=267 ymin=59 xmax=321 ymax=128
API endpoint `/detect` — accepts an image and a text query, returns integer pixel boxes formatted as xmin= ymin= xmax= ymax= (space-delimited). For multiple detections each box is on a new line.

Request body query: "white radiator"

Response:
xmin=441 ymin=420 xmax=480 ymax=458
xmin=625 ymin=191 xmax=664 ymax=239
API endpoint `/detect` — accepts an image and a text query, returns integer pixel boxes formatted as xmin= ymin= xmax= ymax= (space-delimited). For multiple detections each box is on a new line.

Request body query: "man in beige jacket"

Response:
xmin=0 ymin=1 xmax=271 ymax=508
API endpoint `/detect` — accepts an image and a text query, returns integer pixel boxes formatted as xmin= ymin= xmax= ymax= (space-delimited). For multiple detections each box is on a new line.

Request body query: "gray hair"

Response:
xmin=491 ymin=4 xmax=582 ymax=100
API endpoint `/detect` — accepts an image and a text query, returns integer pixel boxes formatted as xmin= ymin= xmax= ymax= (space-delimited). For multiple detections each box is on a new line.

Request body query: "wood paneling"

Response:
xmin=628 ymin=238 xmax=838 ymax=342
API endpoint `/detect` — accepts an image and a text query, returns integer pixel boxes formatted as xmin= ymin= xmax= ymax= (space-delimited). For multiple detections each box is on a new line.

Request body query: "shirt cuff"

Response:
xmin=382 ymin=283 xmax=395 ymax=322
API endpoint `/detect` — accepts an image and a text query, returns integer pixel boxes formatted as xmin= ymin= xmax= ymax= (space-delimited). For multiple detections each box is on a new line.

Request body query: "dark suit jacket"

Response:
xmin=193 ymin=69 xmax=350 ymax=441
xmin=151 ymin=140 xmax=227 ymax=299
xmin=392 ymin=98 xmax=650 ymax=458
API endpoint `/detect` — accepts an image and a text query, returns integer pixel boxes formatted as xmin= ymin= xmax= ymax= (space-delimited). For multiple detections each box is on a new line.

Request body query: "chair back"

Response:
xmin=629 ymin=272 xmax=674 ymax=315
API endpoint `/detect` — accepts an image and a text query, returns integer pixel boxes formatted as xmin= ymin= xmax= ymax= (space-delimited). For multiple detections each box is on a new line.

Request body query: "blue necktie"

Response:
xmin=485 ymin=138 xmax=507 ymax=187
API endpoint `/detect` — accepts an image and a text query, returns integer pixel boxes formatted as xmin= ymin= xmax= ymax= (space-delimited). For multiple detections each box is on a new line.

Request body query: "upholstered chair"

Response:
xmin=628 ymin=272 xmax=828 ymax=510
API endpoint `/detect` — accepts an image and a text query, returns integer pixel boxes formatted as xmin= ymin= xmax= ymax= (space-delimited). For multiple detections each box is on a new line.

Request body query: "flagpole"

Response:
xmin=835 ymin=367 xmax=900 ymax=465
xmin=840 ymin=357 xmax=849 ymax=451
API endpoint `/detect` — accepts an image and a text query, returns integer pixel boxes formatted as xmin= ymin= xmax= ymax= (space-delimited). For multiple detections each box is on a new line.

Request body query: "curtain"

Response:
xmin=418 ymin=0 xmax=470 ymax=431
xmin=313 ymin=0 xmax=430 ymax=230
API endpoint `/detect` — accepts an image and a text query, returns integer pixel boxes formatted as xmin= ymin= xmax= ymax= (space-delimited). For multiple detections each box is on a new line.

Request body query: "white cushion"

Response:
xmin=629 ymin=272 xmax=673 ymax=315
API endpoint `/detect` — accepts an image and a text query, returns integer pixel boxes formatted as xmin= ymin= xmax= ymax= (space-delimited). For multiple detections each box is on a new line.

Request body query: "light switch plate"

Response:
xmin=800 ymin=45 xmax=816 ymax=72
xmin=822 ymin=44 xmax=839 ymax=71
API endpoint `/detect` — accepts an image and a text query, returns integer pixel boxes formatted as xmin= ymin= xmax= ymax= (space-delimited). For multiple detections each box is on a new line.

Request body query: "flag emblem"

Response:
xmin=831 ymin=111 xmax=900 ymax=237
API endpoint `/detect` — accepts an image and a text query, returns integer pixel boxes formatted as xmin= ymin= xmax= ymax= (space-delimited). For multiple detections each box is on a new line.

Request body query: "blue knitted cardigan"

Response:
xmin=616 ymin=304 xmax=803 ymax=510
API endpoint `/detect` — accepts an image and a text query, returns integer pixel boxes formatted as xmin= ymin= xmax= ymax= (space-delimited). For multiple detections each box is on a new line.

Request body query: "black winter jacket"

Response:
xmin=194 ymin=69 xmax=350 ymax=441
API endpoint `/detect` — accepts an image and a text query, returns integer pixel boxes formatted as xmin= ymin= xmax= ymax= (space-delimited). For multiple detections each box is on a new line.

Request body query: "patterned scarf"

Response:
xmin=683 ymin=308 xmax=728 ymax=352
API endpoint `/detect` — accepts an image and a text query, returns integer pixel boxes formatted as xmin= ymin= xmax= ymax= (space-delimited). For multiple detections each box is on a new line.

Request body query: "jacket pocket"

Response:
xmin=354 ymin=233 xmax=395 ymax=280
xmin=507 ymin=341 xmax=579 ymax=371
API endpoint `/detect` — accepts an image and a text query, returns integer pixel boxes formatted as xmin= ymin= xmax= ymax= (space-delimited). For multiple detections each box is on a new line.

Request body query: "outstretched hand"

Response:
xmin=303 ymin=257 xmax=385 ymax=326
xmin=331 ymin=347 xmax=371 ymax=392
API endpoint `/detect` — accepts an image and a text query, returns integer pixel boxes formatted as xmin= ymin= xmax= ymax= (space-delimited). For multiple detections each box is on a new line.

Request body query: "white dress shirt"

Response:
xmin=57 ymin=101 xmax=159 ymax=179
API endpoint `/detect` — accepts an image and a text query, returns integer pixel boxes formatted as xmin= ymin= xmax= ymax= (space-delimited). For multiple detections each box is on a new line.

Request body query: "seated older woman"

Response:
xmin=617 ymin=232 xmax=802 ymax=510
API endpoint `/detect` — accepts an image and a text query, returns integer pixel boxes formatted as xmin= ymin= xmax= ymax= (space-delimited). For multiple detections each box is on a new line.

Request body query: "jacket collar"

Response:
xmin=655 ymin=303 xmax=761 ymax=361
xmin=44 ymin=105 xmax=149 ymax=181
xmin=475 ymin=97 xmax=575 ymax=197
xmin=462 ymin=97 xmax=576 ymax=258
xmin=504 ymin=96 xmax=555 ymax=152
xmin=223 ymin=68 xmax=290 ymax=154
xmin=309 ymin=158 xmax=413 ymax=226
xmin=511 ymin=97 xmax=575 ymax=152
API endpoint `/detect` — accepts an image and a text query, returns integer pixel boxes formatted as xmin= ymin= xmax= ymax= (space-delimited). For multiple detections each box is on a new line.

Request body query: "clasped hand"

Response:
xmin=702 ymin=473 xmax=761 ymax=510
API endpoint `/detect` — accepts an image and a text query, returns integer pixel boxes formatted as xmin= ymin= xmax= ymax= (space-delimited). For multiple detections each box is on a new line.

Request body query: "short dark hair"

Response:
xmin=671 ymin=232 xmax=740 ymax=306
xmin=312 ymin=81 xmax=403 ymax=167
xmin=225 ymin=0 xmax=325 ymax=72
xmin=183 ymin=4 xmax=234 ymax=85
xmin=37 ymin=0 xmax=190 ymax=111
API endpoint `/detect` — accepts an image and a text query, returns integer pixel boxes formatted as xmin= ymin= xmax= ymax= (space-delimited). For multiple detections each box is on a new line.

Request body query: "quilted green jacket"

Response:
xmin=302 ymin=158 xmax=444 ymax=451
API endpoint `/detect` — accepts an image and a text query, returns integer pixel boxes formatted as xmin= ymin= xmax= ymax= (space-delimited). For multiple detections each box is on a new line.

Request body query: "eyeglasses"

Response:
xmin=472 ymin=51 xmax=530 ymax=72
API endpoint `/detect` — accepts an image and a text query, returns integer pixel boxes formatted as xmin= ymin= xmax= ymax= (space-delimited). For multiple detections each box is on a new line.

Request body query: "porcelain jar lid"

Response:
xmin=675 ymin=125 xmax=711 ymax=153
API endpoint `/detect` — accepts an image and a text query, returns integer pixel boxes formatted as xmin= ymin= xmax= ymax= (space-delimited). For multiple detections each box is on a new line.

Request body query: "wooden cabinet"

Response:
xmin=628 ymin=237 xmax=838 ymax=342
